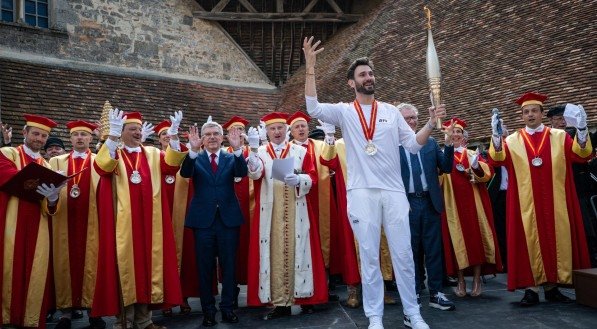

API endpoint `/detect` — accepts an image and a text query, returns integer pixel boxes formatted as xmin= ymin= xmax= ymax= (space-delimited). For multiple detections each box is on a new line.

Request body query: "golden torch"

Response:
xmin=424 ymin=5 xmax=443 ymax=129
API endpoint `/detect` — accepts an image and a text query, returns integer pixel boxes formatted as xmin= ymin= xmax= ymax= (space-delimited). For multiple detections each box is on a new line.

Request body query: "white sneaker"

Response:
xmin=404 ymin=314 xmax=430 ymax=329
xmin=368 ymin=315 xmax=384 ymax=329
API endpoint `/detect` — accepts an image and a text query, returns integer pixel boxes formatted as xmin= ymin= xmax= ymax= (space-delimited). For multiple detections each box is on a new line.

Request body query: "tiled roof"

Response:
xmin=0 ymin=59 xmax=280 ymax=143
xmin=277 ymin=0 xmax=596 ymax=143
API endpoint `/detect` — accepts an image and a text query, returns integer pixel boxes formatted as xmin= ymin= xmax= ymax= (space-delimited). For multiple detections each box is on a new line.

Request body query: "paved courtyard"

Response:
xmin=51 ymin=274 xmax=597 ymax=329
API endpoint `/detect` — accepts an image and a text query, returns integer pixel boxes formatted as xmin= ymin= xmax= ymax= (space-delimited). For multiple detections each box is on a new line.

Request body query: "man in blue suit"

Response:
xmin=397 ymin=103 xmax=455 ymax=311
xmin=180 ymin=121 xmax=248 ymax=327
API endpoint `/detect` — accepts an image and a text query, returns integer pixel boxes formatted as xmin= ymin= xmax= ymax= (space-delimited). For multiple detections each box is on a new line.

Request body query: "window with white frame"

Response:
xmin=1 ymin=0 xmax=51 ymax=28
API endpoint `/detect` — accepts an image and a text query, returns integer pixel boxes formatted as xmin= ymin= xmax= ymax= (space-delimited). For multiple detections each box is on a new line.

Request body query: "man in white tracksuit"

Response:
xmin=302 ymin=37 xmax=446 ymax=329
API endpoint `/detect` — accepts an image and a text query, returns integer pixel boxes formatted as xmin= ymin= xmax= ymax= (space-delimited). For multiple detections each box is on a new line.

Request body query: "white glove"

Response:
xmin=284 ymin=173 xmax=300 ymax=186
xmin=258 ymin=121 xmax=268 ymax=142
xmin=141 ymin=122 xmax=154 ymax=143
xmin=206 ymin=115 xmax=213 ymax=123
xmin=247 ymin=127 xmax=260 ymax=149
xmin=316 ymin=119 xmax=336 ymax=135
xmin=564 ymin=104 xmax=587 ymax=129
xmin=36 ymin=183 xmax=63 ymax=203
xmin=108 ymin=108 xmax=126 ymax=137
xmin=324 ymin=135 xmax=335 ymax=145
xmin=168 ymin=111 xmax=183 ymax=136
xmin=491 ymin=112 xmax=502 ymax=137
xmin=470 ymin=153 xmax=479 ymax=169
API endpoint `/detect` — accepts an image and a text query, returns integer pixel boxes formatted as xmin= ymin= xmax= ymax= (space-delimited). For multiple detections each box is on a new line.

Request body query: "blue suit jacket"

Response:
xmin=400 ymin=137 xmax=454 ymax=214
xmin=180 ymin=150 xmax=248 ymax=228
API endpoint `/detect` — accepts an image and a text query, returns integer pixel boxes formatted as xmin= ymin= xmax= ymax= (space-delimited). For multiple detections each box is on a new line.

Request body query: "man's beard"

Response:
xmin=356 ymin=81 xmax=375 ymax=95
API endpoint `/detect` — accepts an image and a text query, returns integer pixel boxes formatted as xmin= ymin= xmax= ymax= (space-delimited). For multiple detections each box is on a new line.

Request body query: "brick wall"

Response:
xmin=0 ymin=59 xmax=279 ymax=145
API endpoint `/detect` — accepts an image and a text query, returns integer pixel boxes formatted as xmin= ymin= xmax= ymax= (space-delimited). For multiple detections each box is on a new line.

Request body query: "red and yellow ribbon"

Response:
xmin=353 ymin=99 xmax=378 ymax=143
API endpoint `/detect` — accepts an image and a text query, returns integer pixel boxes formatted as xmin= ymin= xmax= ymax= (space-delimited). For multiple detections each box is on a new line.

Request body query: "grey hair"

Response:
xmin=201 ymin=121 xmax=223 ymax=136
xmin=396 ymin=103 xmax=419 ymax=115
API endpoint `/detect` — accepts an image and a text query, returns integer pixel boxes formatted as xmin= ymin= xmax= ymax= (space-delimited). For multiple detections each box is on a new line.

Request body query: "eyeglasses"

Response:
xmin=403 ymin=116 xmax=418 ymax=121
xmin=203 ymin=132 xmax=222 ymax=137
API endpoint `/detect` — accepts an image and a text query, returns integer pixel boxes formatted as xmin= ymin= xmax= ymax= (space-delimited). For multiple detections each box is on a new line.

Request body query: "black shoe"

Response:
xmin=328 ymin=292 xmax=340 ymax=302
xmin=262 ymin=306 xmax=291 ymax=320
xmin=300 ymin=305 xmax=315 ymax=314
xmin=222 ymin=311 xmax=239 ymax=323
xmin=444 ymin=276 xmax=458 ymax=287
xmin=545 ymin=288 xmax=574 ymax=303
xmin=89 ymin=317 xmax=107 ymax=329
xmin=520 ymin=289 xmax=540 ymax=307
xmin=202 ymin=313 xmax=218 ymax=327
xmin=55 ymin=318 xmax=71 ymax=329
xmin=72 ymin=309 xmax=84 ymax=320
xmin=384 ymin=280 xmax=398 ymax=292
xmin=46 ymin=310 xmax=56 ymax=323
xmin=233 ymin=286 xmax=241 ymax=309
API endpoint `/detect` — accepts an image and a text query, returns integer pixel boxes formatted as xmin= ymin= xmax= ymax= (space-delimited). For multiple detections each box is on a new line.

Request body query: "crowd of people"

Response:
xmin=0 ymin=37 xmax=595 ymax=329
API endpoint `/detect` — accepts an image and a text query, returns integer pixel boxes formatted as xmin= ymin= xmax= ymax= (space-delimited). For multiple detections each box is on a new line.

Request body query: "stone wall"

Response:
xmin=0 ymin=0 xmax=271 ymax=85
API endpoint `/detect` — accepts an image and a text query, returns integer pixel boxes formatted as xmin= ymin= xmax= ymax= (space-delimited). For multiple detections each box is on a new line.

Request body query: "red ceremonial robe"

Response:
xmin=489 ymin=128 xmax=592 ymax=290
xmin=440 ymin=149 xmax=502 ymax=276
xmin=0 ymin=146 xmax=54 ymax=328
xmin=94 ymin=144 xmax=185 ymax=308
xmin=319 ymin=141 xmax=361 ymax=285
xmin=50 ymin=151 xmax=121 ymax=316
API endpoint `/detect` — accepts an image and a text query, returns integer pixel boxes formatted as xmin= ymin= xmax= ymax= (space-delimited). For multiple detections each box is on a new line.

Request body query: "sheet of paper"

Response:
xmin=271 ymin=157 xmax=294 ymax=181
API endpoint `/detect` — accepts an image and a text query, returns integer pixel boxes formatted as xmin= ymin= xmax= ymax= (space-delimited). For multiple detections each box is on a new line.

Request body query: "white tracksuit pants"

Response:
xmin=347 ymin=188 xmax=419 ymax=318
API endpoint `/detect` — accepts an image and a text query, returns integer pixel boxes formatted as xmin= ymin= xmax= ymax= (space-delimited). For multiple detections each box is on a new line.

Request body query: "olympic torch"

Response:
xmin=424 ymin=6 xmax=443 ymax=129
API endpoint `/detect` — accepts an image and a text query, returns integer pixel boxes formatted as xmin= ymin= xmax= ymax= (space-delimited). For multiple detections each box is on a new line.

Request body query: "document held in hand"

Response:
xmin=0 ymin=162 xmax=78 ymax=203
xmin=271 ymin=157 xmax=295 ymax=182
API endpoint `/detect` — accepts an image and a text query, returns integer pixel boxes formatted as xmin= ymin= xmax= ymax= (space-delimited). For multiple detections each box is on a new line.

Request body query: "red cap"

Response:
xmin=223 ymin=116 xmax=249 ymax=130
xmin=261 ymin=112 xmax=289 ymax=126
xmin=287 ymin=111 xmax=311 ymax=126
xmin=154 ymin=120 xmax=171 ymax=135
xmin=124 ymin=112 xmax=143 ymax=125
xmin=66 ymin=120 xmax=98 ymax=134
xmin=515 ymin=92 xmax=548 ymax=108
xmin=24 ymin=114 xmax=57 ymax=132
xmin=442 ymin=117 xmax=467 ymax=130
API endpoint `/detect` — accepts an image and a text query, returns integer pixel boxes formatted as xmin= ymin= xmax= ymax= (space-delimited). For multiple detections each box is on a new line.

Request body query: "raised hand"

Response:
xmin=247 ymin=127 xmax=260 ymax=149
xmin=141 ymin=121 xmax=155 ymax=143
xmin=227 ymin=127 xmax=242 ymax=150
xmin=187 ymin=124 xmax=202 ymax=152
xmin=1 ymin=122 xmax=12 ymax=144
xmin=258 ymin=121 xmax=268 ymax=144
xmin=302 ymin=36 xmax=324 ymax=68
xmin=441 ymin=119 xmax=456 ymax=145
xmin=316 ymin=119 xmax=335 ymax=135
xmin=108 ymin=108 xmax=126 ymax=138
xmin=429 ymin=104 xmax=446 ymax=124
xmin=168 ymin=111 xmax=183 ymax=136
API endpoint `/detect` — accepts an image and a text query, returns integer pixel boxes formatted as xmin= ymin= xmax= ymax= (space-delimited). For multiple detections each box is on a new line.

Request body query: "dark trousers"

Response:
xmin=408 ymin=195 xmax=443 ymax=295
xmin=492 ymin=190 xmax=507 ymax=271
xmin=194 ymin=210 xmax=239 ymax=314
